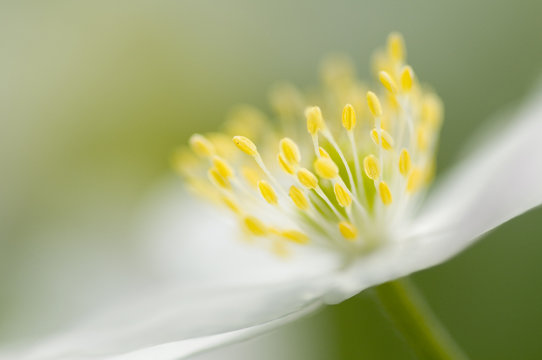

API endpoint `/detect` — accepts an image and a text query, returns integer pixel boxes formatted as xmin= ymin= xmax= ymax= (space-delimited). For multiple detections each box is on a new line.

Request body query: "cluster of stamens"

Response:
xmin=174 ymin=33 xmax=443 ymax=257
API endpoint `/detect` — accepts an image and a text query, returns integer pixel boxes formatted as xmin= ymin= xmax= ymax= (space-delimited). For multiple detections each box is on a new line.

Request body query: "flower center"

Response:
xmin=174 ymin=33 xmax=443 ymax=257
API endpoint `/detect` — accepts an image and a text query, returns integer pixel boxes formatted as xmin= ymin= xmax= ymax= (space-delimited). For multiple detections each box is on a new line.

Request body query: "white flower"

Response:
xmin=4 ymin=33 xmax=542 ymax=360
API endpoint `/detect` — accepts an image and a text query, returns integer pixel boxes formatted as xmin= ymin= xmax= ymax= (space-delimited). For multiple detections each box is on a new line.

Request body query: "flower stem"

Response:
xmin=372 ymin=278 xmax=469 ymax=360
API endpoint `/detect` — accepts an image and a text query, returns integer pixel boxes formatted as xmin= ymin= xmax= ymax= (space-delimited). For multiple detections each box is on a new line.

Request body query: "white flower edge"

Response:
xmin=4 ymin=86 xmax=542 ymax=360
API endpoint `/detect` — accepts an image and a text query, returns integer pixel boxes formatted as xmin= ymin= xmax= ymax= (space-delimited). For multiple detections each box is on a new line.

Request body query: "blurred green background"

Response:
xmin=1 ymin=0 xmax=542 ymax=359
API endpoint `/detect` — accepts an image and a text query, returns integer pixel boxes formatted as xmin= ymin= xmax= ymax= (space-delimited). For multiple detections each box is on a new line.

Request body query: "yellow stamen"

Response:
xmin=233 ymin=135 xmax=258 ymax=156
xmin=341 ymin=104 xmax=356 ymax=131
xmin=222 ymin=195 xmax=241 ymax=214
xmin=297 ymin=168 xmax=318 ymax=189
xmin=289 ymin=185 xmax=309 ymax=210
xmin=212 ymin=156 xmax=234 ymax=178
xmin=379 ymin=71 xmax=397 ymax=94
xmin=207 ymin=133 xmax=236 ymax=158
xmin=179 ymin=34 xmax=444 ymax=257
xmin=258 ymin=180 xmax=278 ymax=205
xmin=269 ymin=83 xmax=303 ymax=119
xmin=370 ymin=128 xmax=394 ymax=150
xmin=208 ymin=167 xmax=230 ymax=189
xmin=241 ymin=166 xmax=260 ymax=188
xmin=305 ymin=106 xmax=325 ymax=135
xmin=278 ymin=153 xmax=295 ymax=175
xmin=186 ymin=179 xmax=216 ymax=200
xmin=226 ymin=105 xmax=266 ymax=138
xmin=407 ymin=168 xmax=424 ymax=193
xmin=339 ymin=221 xmax=358 ymax=240
xmin=422 ymin=94 xmax=443 ymax=128
xmin=424 ymin=160 xmax=436 ymax=185
xmin=171 ymin=148 xmax=198 ymax=176
xmin=189 ymin=134 xmax=215 ymax=157
xmin=314 ymin=157 xmax=339 ymax=179
xmin=398 ymin=149 xmax=411 ymax=176
xmin=279 ymin=137 xmax=301 ymax=164
xmin=334 ymin=182 xmax=352 ymax=207
xmin=244 ymin=216 xmax=267 ymax=236
xmin=379 ymin=181 xmax=393 ymax=205
xmin=387 ymin=32 xmax=405 ymax=62
xmin=271 ymin=239 xmax=289 ymax=257
xmin=417 ymin=126 xmax=429 ymax=151
xmin=363 ymin=155 xmax=380 ymax=180
xmin=400 ymin=66 xmax=414 ymax=92
xmin=279 ymin=229 xmax=309 ymax=244
xmin=367 ymin=91 xmax=383 ymax=118
xmin=319 ymin=147 xmax=331 ymax=159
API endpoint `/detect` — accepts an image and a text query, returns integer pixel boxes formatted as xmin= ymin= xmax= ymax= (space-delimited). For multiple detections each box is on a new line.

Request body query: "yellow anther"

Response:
xmin=407 ymin=168 xmax=424 ymax=193
xmin=171 ymin=148 xmax=198 ymax=176
xmin=279 ymin=137 xmax=301 ymax=164
xmin=232 ymin=135 xmax=258 ymax=156
xmin=387 ymin=93 xmax=400 ymax=110
xmin=305 ymin=106 xmax=325 ymax=135
xmin=398 ymin=149 xmax=411 ymax=176
xmin=258 ymin=180 xmax=278 ymax=205
xmin=297 ymin=168 xmax=318 ymax=189
xmin=289 ymin=185 xmax=309 ymax=210
xmin=314 ymin=157 xmax=339 ymax=179
xmin=244 ymin=216 xmax=267 ymax=236
xmin=346 ymin=85 xmax=365 ymax=114
xmin=417 ymin=126 xmax=430 ymax=151
xmin=378 ymin=181 xmax=393 ymax=205
xmin=320 ymin=55 xmax=356 ymax=88
xmin=271 ymin=239 xmax=289 ymax=257
xmin=370 ymin=128 xmax=394 ymax=150
xmin=278 ymin=153 xmax=295 ymax=175
xmin=241 ymin=166 xmax=260 ymax=188
xmin=319 ymin=147 xmax=331 ymax=159
xmin=269 ymin=83 xmax=303 ymax=118
xmin=422 ymin=94 xmax=443 ymax=128
xmin=363 ymin=155 xmax=380 ymax=180
xmin=226 ymin=105 xmax=266 ymax=138
xmin=189 ymin=134 xmax=215 ymax=157
xmin=424 ymin=160 xmax=436 ymax=185
xmin=339 ymin=221 xmax=358 ymax=240
xmin=208 ymin=167 xmax=230 ymax=189
xmin=222 ymin=195 xmax=241 ymax=214
xmin=400 ymin=66 xmax=414 ymax=92
xmin=334 ymin=182 xmax=352 ymax=207
xmin=186 ymin=179 xmax=216 ymax=200
xmin=341 ymin=104 xmax=357 ymax=131
xmin=367 ymin=91 xmax=383 ymax=118
xmin=212 ymin=156 xmax=234 ymax=178
xmin=207 ymin=133 xmax=236 ymax=158
xmin=279 ymin=229 xmax=309 ymax=244
xmin=379 ymin=71 xmax=398 ymax=94
xmin=387 ymin=32 xmax=405 ymax=62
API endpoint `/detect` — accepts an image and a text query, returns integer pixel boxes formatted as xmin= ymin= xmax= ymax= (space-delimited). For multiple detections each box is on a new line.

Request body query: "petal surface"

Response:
xmin=408 ymin=85 xmax=542 ymax=267
xmin=3 ymin=184 xmax=341 ymax=360
xmin=8 ymin=282 xmax=325 ymax=360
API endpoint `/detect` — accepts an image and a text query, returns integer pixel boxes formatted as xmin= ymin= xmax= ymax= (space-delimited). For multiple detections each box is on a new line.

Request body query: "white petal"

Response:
xmin=4 ymin=182 xmax=340 ymax=360
xmin=110 ymin=303 xmax=319 ymax=360
xmin=9 ymin=282 xmax=325 ymax=360
xmin=407 ymin=84 xmax=542 ymax=264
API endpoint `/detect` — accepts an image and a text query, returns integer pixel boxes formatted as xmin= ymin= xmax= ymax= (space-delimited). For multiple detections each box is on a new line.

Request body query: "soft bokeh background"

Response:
xmin=1 ymin=0 xmax=542 ymax=359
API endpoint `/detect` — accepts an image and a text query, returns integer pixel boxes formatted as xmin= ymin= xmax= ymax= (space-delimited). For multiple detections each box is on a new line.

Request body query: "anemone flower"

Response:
xmin=5 ymin=33 xmax=542 ymax=360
